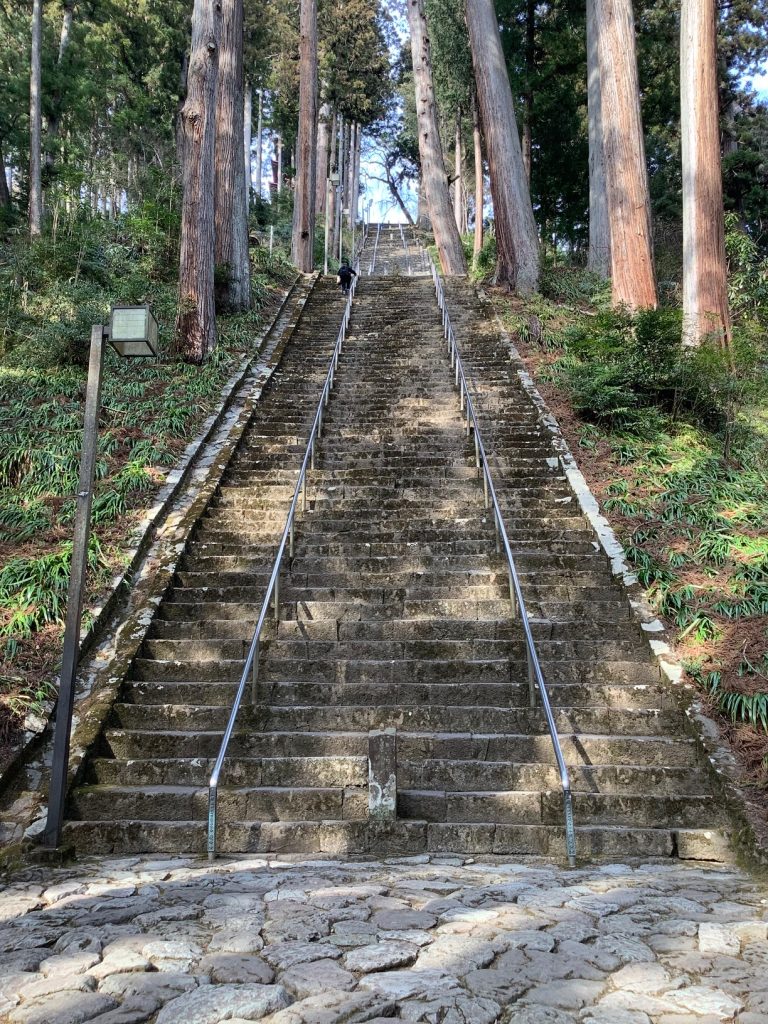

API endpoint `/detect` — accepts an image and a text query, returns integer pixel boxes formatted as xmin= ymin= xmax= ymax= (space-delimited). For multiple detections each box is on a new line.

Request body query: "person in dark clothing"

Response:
xmin=337 ymin=260 xmax=357 ymax=295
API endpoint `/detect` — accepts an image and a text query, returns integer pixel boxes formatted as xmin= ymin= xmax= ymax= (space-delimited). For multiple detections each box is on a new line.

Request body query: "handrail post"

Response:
xmin=207 ymin=784 xmax=218 ymax=862
xmin=274 ymin=565 xmax=280 ymax=621
xmin=564 ymin=788 xmax=577 ymax=868
xmin=527 ymin=645 xmax=536 ymax=707
xmin=251 ymin=635 xmax=260 ymax=703
xmin=508 ymin=568 xmax=517 ymax=618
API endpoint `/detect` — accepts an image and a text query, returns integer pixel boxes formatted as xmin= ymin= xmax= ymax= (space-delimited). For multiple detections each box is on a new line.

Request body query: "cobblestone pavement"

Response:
xmin=0 ymin=854 xmax=766 ymax=1024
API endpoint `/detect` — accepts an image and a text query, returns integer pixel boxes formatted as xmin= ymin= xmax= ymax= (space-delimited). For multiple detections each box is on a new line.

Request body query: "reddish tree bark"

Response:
xmin=407 ymin=0 xmax=466 ymax=276
xmin=175 ymin=0 xmax=222 ymax=362
xmin=467 ymin=0 xmax=539 ymax=293
xmin=594 ymin=0 xmax=657 ymax=309
xmin=214 ymin=0 xmax=250 ymax=311
xmin=291 ymin=0 xmax=318 ymax=271
xmin=681 ymin=0 xmax=731 ymax=348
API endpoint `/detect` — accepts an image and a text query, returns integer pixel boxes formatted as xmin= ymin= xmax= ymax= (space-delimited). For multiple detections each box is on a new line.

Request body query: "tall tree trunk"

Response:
xmin=175 ymin=0 xmax=222 ymax=362
xmin=586 ymin=0 xmax=610 ymax=277
xmin=407 ymin=0 xmax=466 ymax=275
xmin=333 ymin=117 xmax=345 ymax=261
xmin=276 ymin=135 xmax=283 ymax=193
xmin=351 ymin=123 xmax=362 ymax=228
xmin=594 ymin=0 xmax=657 ymax=309
xmin=467 ymin=0 xmax=539 ymax=293
xmin=471 ymin=90 xmax=483 ymax=264
xmin=522 ymin=0 xmax=535 ymax=184
xmin=291 ymin=0 xmax=317 ymax=272
xmin=46 ymin=0 xmax=76 ymax=172
xmin=243 ymin=80 xmax=252 ymax=204
xmin=214 ymin=0 xmax=250 ymax=311
xmin=253 ymin=89 xmax=263 ymax=199
xmin=315 ymin=99 xmax=331 ymax=214
xmin=346 ymin=122 xmax=356 ymax=228
xmin=0 ymin=141 xmax=10 ymax=209
xmin=417 ymin=176 xmax=430 ymax=230
xmin=327 ymin=109 xmax=337 ymax=240
xmin=453 ymin=107 xmax=463 ymax=233
xmin=681 ymin=0 xmax=731 ymax=348
xmin=28 ymin=0 xmax=43 ymax=236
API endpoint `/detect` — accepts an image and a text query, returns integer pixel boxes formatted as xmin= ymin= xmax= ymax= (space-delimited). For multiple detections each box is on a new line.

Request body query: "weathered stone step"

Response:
xmin=88 ymin=753 xmax=703 ymax=796
xmin=141 ymin=629 xmax=640 ymax=663
xmin=124 ymin=678 xmax=664 ymax=710
xmin=400 ymin=759 xmax=709 ymax=796
xmin=171 ymin=558 xmax=604 ymax=589
xmin=69 ymin=784 xmax=366 ymax=823
xmin=396 ymin=790 xmax=726 ymax=829
xmin=110 ymin=701 xmax=679 ymax=738
xmin=103 ymin=728 xmax=698 ymax=765
xmin=147 ymin=604 xmax=632 ymax=640
xmin=60 ymin=817 xmax=729 ymax=861
xmin=157 ymin=592 xmax=623 ymax=624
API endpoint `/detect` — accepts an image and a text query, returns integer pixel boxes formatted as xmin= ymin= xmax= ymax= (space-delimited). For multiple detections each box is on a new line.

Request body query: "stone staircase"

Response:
xmin=364 ymin=222 xmax=429 ymax=276
xmin=64 ymin=229 xmax=730 ymax=860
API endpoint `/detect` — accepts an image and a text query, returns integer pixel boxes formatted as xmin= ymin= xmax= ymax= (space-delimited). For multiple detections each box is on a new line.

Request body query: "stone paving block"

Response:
xmin=87 ymin=995 xmax=161 ymax=1024
xmin=197 ymin=953 xmax=274 ymax=984
xmin=661 ymin=985 xmax=744 ymax=1018
xmin=262 ymin=942 xmax=342 ymax=971
xmin=697 ymin=922 xmax=740 ymax=955
xmin=279 ymin=958 xmax=356 ymax=999
xmin=521 ymin=980 xmax=605 ymax=1011
xmin=505 ymin=1008 xmax=577 ymax=1023
xmin=8 ymin=991 xmax=118 ymax=1024
xmin=343 ymin=940 xmax=418 ymax=972
xmin=155 ymin=983 xmax=290 ymax=1024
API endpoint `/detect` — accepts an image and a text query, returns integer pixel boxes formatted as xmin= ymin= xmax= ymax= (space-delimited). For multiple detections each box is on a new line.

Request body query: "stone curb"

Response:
xmin=0 ymin=273 xmax=317 ymax=852
xmin=478 ymin=286 xmax=768 ymax=875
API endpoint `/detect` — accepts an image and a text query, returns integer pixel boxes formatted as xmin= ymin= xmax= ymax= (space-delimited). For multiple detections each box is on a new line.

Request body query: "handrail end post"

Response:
xmin=563 ymin=788 xmax=577 ymax=869
xmin=207 ymin=784 xmax=218 ymax=862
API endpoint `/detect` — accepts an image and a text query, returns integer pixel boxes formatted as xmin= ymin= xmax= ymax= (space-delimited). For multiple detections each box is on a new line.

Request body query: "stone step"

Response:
xmin=60 ymin=818 xmax=730 ymax=861
xmin=110 ymin=702 xmax=681 ymax=737
xmin=102 ymin=728 xmax=699 ymax=765
xmin=147 ymin=605 xmax=632 ymax=640
xmin=69 ymin=784 xmax=367 ymax=823
xmin=124 ymin=679 xmax=664 ymax=710
xmin=396 ymin=790 xmax=726 ymax=829
xmin=171 ymin=558 xmax=604 ymax=589
xmin=140 ymin=627 xmax=642 ymax=662
xmin=159 ymin=595 xmax=626 ymax=623
xmin=88 ymin=755 xmax=368 ymax=788
xmin=88 ymin=754 xmax=705 ymax=796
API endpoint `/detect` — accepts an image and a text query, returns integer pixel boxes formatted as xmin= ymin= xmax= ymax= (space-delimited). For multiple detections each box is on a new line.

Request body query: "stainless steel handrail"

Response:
xmin=207 ymin=250 xmax=364 ymax=860
xmin=368 ymin=222 xmax=381 ymax=276
xmin=427 ymin=256 xmax=577 ymax=867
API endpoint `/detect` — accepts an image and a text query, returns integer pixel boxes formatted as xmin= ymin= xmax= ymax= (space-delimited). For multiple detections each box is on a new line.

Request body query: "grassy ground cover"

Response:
xmin=490 ymin=234 xmax=768 ymax=794
xmin=0 ymin=207 xmax=295 ymax=753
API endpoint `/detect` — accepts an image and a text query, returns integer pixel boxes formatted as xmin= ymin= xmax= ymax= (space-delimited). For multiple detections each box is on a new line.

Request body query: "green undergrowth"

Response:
xmin=494 ymin=235 xmax=768 ymax=785
xmin=0 ymin=208 xmax=296 ymax=743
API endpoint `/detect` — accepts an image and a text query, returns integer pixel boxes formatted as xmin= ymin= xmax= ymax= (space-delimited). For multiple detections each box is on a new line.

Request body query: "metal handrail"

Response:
xmin=427 ymin=256 xmax=577 ymax=867
xmin=368 ymin=222 xmax=381 ymax=276
xmin=207 ymin=251 xmax=363 ymax=860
